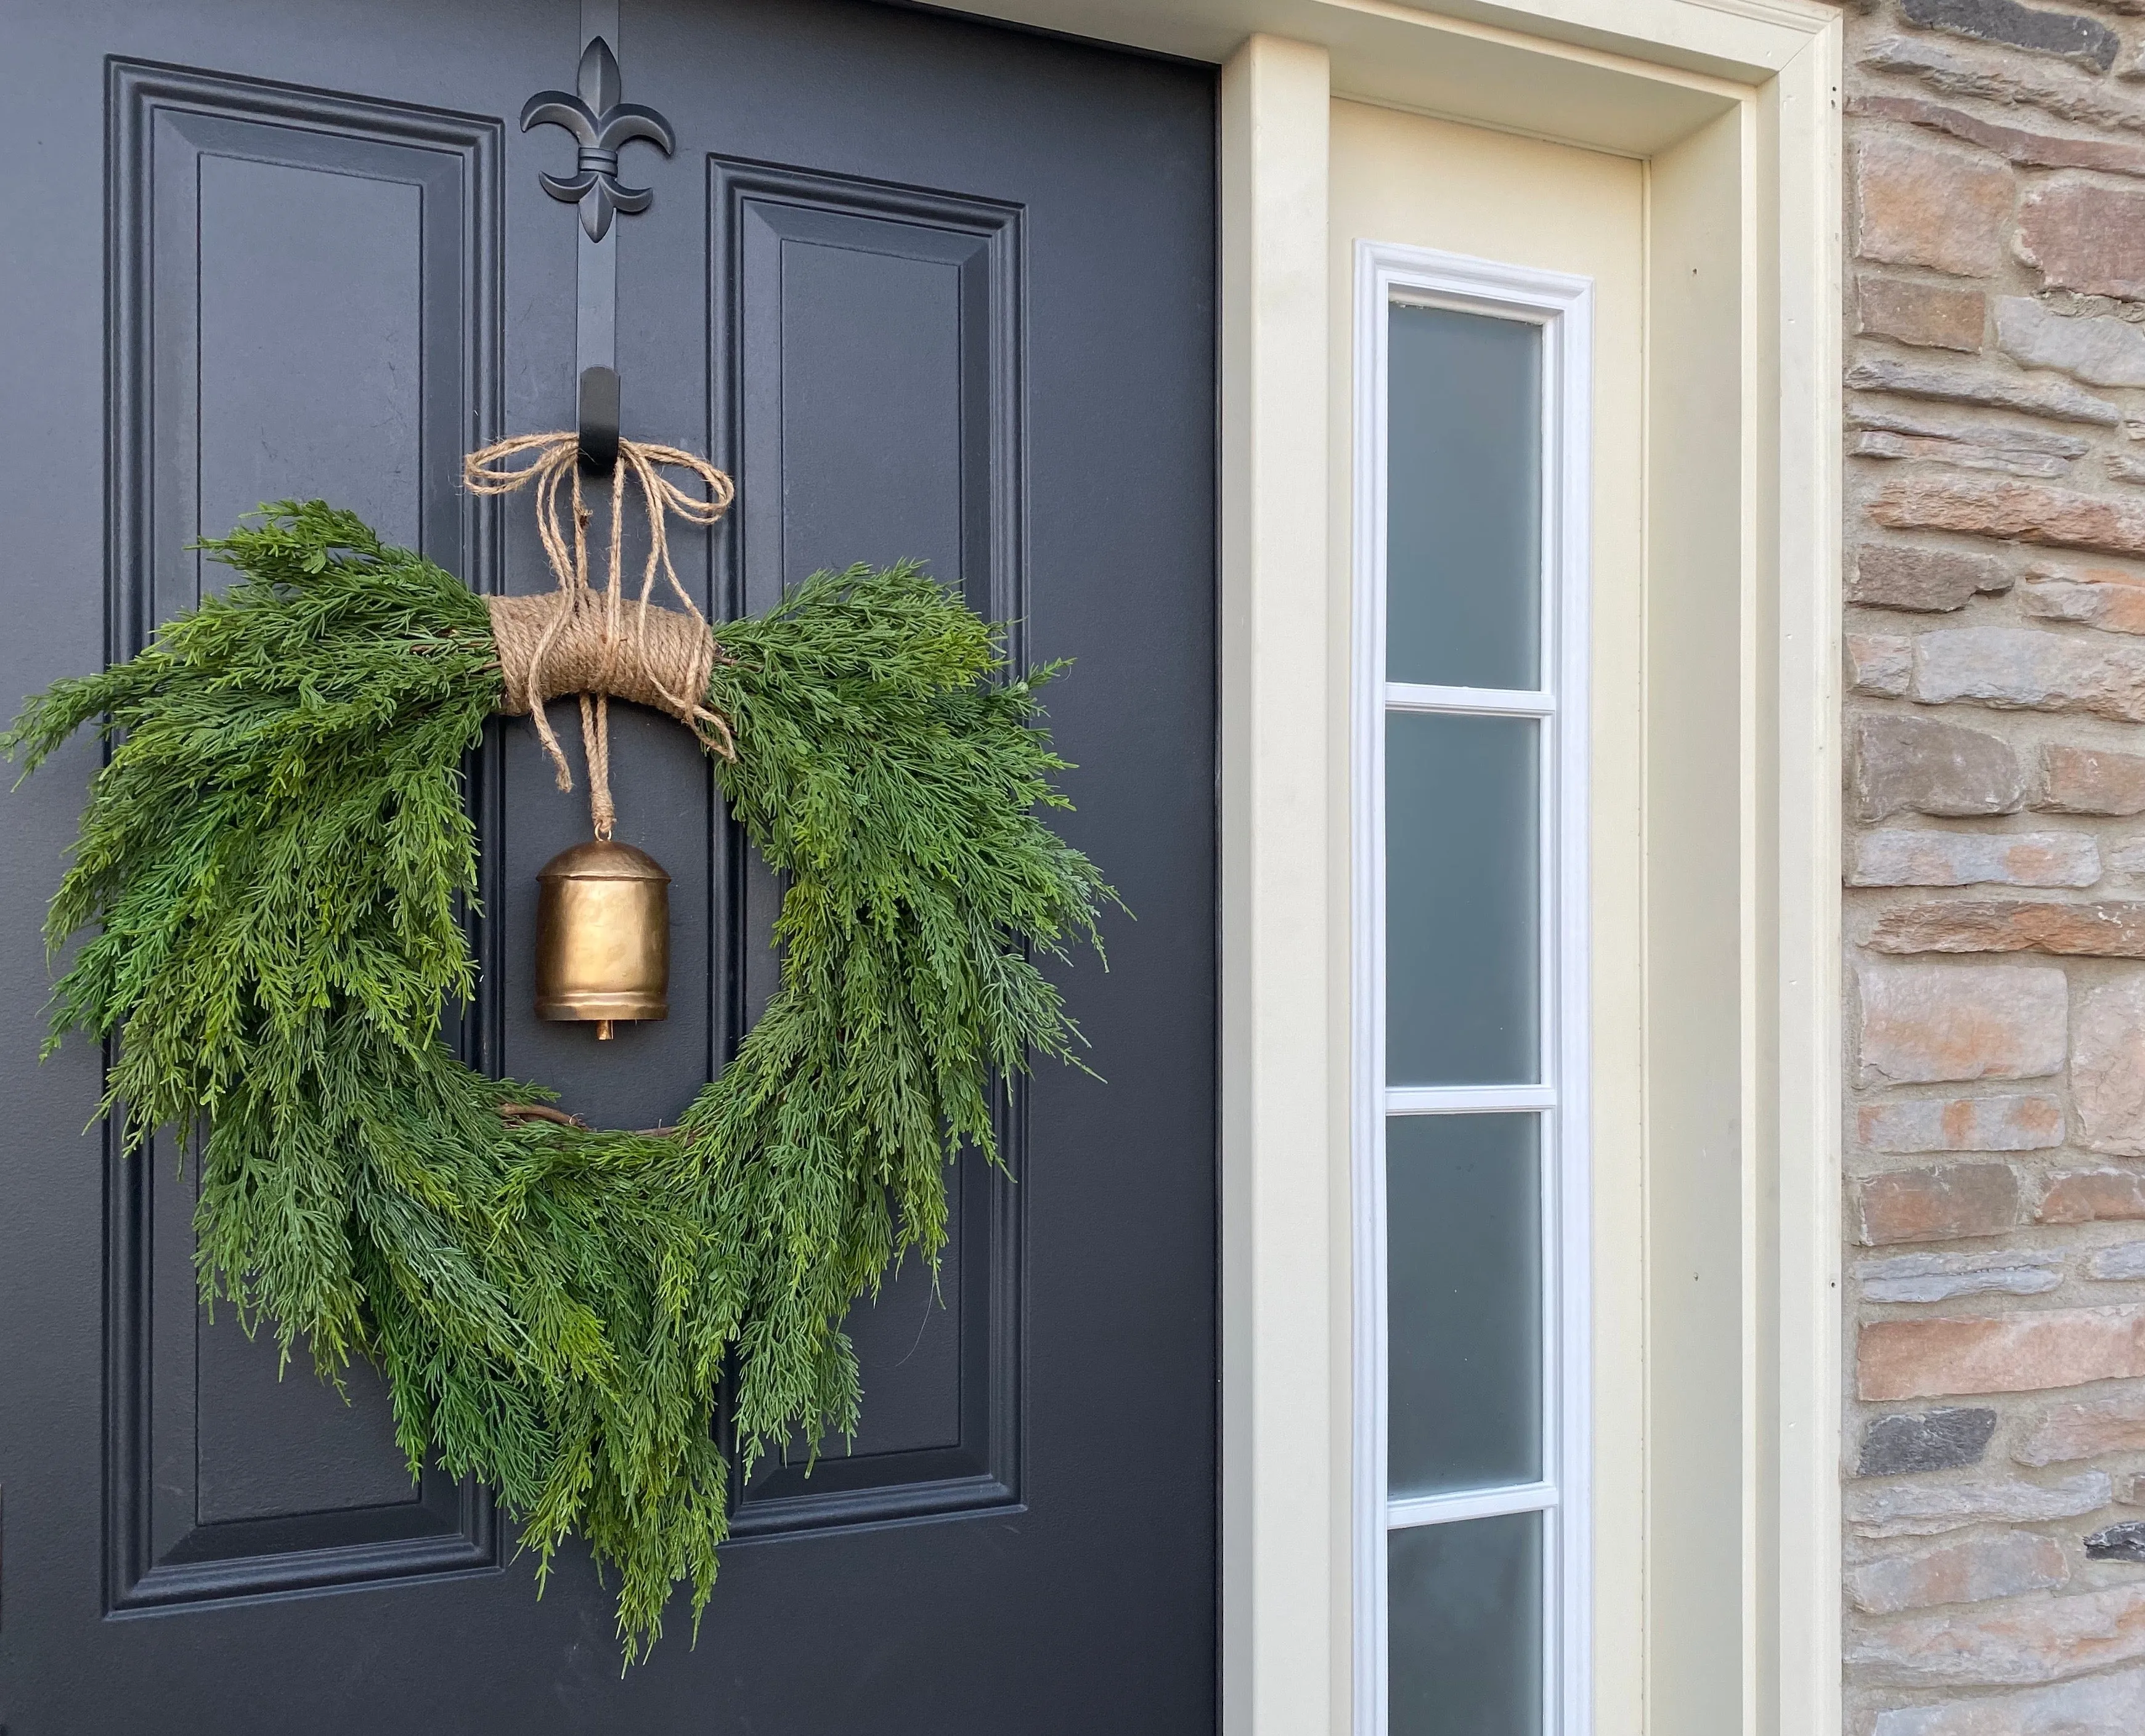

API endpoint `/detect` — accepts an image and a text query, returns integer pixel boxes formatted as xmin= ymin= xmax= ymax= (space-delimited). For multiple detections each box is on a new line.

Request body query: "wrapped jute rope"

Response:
xmin=463 ymin=432 xmax=738 ymax=840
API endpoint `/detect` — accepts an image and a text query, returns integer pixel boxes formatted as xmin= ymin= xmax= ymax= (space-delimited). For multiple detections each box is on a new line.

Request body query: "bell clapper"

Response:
xmin=597 ymin=1020 xmax=615 ymax=1041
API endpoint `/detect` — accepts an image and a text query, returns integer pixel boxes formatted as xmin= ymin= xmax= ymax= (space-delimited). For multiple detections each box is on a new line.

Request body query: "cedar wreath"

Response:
xmin=4 ymin=501 xmax=1109 ymax=1661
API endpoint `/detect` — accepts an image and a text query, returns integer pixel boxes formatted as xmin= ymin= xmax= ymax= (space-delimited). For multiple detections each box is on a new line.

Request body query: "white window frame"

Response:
xmin=1351 ymin=241 xmax=1593 ymax=1736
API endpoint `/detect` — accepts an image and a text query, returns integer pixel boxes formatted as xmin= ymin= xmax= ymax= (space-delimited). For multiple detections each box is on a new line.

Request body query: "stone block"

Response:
xmin=1853 ymin=429 xmax=2074 ymax=478
xmin=1860 ymin=1406 xmax=2000 ymax=1475
xmin=1857 ymin=1164 xmax=2024 ymax=1246
xmin=1871 ymin=1667 xmax=2145 ymax=1735
xmin=1856 ymin=1093 xmax=2066 ymax=1151
xmin=1856 ymin=90 xmax=2145 ymax=176
xmin=1865 ymin=899 xmax=2145 ymax=957
xmin=2040 ymin=742 xmax=2145 ymax=815
xmin=1871 ymin=476 xmax=2145 ymax=557
xmin=1899 ymin=0 xmax=2119 ymax=70
xmin=1850 ymin=355 xmax=2120 ymax=426
xmin=2074 ymin=976 xmax=2145 ymax=1154
xmin=2088 ymin=1520 xmax=2145 ymax=1560
xmin=1858 ymin=274 xmax=1987 ymax=352
xmin=2022 ymin=562 xmax=2145 ymax=634
xmin=1847 ymin=1583 xmax=2145 ymax=1687
xmin=1913 ymin=628 xmax=2145 ymax=723
xmin=1848 ymin=831 xmax=2099 ymax=888
xmin=1996 ymin=296 xmax=2145 ymax=387
xmin=1865 ymin=33 xmax=2145 ymax=139
xmin=1856 ymin=404 xmax=2091 ymax=468
xmin=1850 ymin=1531 xmax=2070 ymax=1615
xmin=2114 ymin=838 xmax=2145 ymax=882
xmin=1852 ymin=634 xmax=1916 ymax=696
xmin=2090 ymin=1241 xmax=2145 ymax=1279
xmin=2040 ymin=1169 xmax=2145 ymax=1224
xmin=1850 ymin=543 xmax=2013 ymax=612
xmin=1857 ymin=962 xmax=2067 ymax=1084
xmin=1847 ymin=1469 xmax=2110 ymax=1538
xmin=1854 ymin=715 xmax=2027 ymax=821
xmin=2021 ymin=178 xmax=2145 ymax=301
xmin=1854 ymin=134 xmax=2013 ymax=277
xmin=1860 ymin=1249 xmax=2064 ymax=1302
xmin=2018 ymin=1389 xmax=2145 ymax=1464
xmin=1859 ymin=1307 xmax=2145 ymax=1400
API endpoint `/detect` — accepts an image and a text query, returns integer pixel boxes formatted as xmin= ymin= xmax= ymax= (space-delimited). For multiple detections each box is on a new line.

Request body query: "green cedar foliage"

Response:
xmin=4 ymin=501 xmax=1108 ymax=1660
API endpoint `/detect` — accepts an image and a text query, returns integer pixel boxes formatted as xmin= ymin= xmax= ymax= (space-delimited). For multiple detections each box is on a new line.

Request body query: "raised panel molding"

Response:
xmin=709 ymin=158 xmax=1026 ymax=1537
xmin=706 ymin=158 xmax=1021 ymax=624
xmin=104 ymin=59 xmax=502 ymax=1613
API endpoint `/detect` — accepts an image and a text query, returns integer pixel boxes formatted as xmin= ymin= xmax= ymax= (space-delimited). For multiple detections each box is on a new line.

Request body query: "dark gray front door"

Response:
xmin=0 ymin=3 xmax=1216 ymax=1728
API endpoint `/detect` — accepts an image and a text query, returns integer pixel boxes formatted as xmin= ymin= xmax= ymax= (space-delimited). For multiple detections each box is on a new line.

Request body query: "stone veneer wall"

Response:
xmin=1843 ymin=0 xmax=2145 ymax=1727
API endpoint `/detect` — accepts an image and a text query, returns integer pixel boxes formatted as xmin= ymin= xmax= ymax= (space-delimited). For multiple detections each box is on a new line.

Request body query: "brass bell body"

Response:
xmin=534 ymin=840 xmax=670 ymax=1038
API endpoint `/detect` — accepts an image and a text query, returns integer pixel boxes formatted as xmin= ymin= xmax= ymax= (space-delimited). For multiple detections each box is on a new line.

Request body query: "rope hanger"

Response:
xmin=463 ymin=433 xmax=738 ymax=839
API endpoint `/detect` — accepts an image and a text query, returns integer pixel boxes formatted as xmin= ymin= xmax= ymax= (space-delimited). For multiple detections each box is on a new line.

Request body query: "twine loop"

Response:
xmin=463 ymin=434 xmax=736 ymax=838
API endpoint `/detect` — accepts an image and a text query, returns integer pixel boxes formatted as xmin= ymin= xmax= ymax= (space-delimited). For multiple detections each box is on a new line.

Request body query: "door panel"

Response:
xmin=721 ymin=164 xmax=1019 ymax=606
xmin=120 ymin=60 xmax=499 ymax=631
xmin=107 ymin=54 xmax=504 ymax=1616
xmin=717 ymin=157 xmax=1027 ymax=1530
xmin=0 ymin=2 xmax=1215 ymax=1730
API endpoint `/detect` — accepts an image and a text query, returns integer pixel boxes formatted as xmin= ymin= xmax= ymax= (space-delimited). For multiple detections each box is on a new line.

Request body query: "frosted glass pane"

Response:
xmin=1388 ymin=1512 xmax=1544 ymax=1736
xmin=1387 ymin=1114 xmax=1542 ymax=1496
xmin=1386 ymin=302 xmax=1541 ymax=691
xmin=1386 ymin=712 xmax=1539 ymax=1085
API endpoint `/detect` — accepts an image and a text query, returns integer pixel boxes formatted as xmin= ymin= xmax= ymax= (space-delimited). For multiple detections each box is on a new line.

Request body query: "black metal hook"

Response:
xmin=577 ymin=365 xmax=621 ymax=477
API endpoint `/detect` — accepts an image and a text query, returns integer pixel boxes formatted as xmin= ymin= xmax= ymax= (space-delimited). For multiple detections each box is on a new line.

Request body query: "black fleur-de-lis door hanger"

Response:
xmin=521 ymin=36 xmax=675 ymax=243
xmin=520 ymin=28 xmax=676 ymax=473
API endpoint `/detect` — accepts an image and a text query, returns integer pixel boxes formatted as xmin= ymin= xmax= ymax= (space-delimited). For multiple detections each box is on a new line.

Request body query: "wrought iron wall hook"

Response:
xmin=521 ymin=37 xmax=674 ymax=243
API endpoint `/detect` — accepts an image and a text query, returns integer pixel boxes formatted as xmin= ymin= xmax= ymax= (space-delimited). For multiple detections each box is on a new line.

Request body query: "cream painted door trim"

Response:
xmin=948 ymin=2 xmax=1844 ymax=1732
xmin=1217 ymin=36 xmax=1336 ymax=1736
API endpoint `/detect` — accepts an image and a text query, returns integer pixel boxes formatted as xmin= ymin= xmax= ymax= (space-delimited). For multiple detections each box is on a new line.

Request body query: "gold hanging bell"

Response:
xmin=534 ymin=839 xmax=671 ymax=1039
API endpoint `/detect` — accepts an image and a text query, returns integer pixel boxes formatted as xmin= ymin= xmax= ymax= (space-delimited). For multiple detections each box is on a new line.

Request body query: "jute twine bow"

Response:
xmin=463 ymin=434 xmax=737 ymax=840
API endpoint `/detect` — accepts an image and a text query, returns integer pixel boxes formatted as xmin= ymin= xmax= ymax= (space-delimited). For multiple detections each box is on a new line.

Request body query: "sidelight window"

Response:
xmin=1352 ymin=245 xmax=1592 ymax=1736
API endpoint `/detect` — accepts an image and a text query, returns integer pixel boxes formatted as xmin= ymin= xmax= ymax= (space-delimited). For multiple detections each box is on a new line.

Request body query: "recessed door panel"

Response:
xmin=107 ymin=59 xmax=502 ymax=1610
xmin=714 ymin=160 xmax=1025 ymax=1528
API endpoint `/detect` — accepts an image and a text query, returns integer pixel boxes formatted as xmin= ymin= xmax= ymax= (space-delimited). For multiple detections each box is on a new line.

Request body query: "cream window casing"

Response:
xmin=1340 ymin=122 xmax=1635 ymax=1736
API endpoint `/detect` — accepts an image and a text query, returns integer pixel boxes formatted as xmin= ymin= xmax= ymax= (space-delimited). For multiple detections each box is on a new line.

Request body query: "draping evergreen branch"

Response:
xmin=4 ymin=501 xmax=1109 ymax=1661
